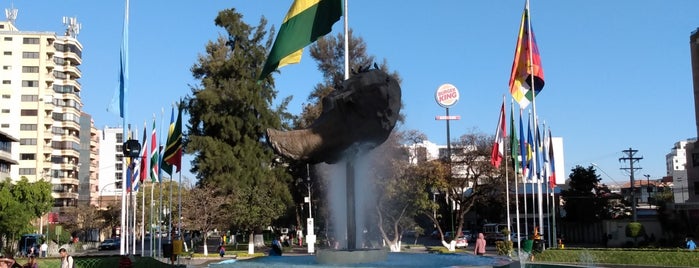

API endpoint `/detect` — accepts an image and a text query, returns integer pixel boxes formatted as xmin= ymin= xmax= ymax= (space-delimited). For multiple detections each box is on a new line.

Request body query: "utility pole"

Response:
xmin=619 ymin=148 xmax=643 ymax=222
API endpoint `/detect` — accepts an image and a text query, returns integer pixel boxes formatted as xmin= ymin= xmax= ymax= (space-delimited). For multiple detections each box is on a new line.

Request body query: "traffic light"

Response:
xmin=123 ymin=139 xmax=141 ymax=158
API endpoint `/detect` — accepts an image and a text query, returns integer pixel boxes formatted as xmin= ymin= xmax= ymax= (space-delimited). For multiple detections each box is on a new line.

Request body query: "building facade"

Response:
xmin=0 ymin=10 xmax=85 ymax=211
xmin=98 ymin=127 xmax=125 ymax=209
xmin=683 ymin=28 xmax=699 ymax=207
xmin=666 ymin=139 xmax=693 ymax=203
xmin=0 ymin=130 xmax=19 ymax=179
xmin=79 ymin=113 xmax=99 ymax=206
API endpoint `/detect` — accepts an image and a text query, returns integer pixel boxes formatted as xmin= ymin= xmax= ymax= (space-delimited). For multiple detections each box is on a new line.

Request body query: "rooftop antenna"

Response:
xmin=62 ymin=16 xmax=81 ymax=38
xmin=5 ymin=8 xmax=18 ymax=25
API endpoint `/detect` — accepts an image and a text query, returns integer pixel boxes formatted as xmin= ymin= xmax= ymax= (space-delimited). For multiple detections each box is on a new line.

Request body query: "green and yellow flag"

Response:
xmin=258 ymin=0 xmax=342 ymax=80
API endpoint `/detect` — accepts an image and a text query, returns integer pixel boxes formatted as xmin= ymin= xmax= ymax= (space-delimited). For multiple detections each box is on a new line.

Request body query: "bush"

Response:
xmin=495 ymin=240 xmax=513 ymax=256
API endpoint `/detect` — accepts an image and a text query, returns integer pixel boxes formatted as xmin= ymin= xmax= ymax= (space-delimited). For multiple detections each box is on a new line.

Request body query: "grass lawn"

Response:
xmin=29 ymin=255 xmax=186 ymax=268
xmin=534 ymin=247 xmax=699 ymax=267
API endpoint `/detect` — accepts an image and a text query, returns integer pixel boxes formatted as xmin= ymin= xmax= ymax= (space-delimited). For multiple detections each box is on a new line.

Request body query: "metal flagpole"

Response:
xmin=526 ymin=0 xmax=545 ymax=237
xmin=343 ymin=0 xmax=349 ymax=80
xmin=149 ymin=180 xmax=154 ymax=256
xmin=158 ymin=107 xmax=165 ymax=258
xmin=520 ymin=109 xmax=529 ymax=238
xmin=119 ymin=0 xmax=130 ymax=255
xmin=503 ymin=95 xmax=512 ymax=243
xmin=142 ymin=178 xmax=145 ymax=255
xmin=132 ymin=184 xmax=137 ymax=254
xmin=512 ymin=100 xmax=522 ymax=254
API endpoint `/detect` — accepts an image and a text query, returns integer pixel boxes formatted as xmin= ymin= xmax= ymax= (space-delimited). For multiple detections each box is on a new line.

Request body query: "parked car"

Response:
xmin=454 ymin=235 xmax=469 ymax=248
xmin=98 ymin=238 xmax=120 ymax=250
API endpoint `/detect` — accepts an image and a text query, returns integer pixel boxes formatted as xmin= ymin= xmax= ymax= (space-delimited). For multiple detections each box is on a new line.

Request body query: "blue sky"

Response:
xmin=6 ymin=1 xmax=699 ymax=186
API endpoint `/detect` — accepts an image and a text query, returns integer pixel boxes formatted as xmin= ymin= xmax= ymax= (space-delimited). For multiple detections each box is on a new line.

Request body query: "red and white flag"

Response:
xmin=491 ymin=99 xmax=507 ymax=168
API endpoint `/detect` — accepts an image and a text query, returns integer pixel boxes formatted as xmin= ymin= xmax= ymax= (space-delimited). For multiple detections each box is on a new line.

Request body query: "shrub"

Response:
xmin=495 ymin=240 xmax=513 ymax=256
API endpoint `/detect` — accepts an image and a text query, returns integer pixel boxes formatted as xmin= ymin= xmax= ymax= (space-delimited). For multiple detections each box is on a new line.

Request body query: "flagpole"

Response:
xmin=149 ymin=178 xmax=154 ymax=256
xmin=142 ymin=178 xmax=145 ymax=254
xmin=520 ymin=108 xmax=529 ymax=238
xmin=119 ymin=0 xmax=130 ymax=256
xmin=158 ymin=107 xmax=165 ymax=258
xmin=512 ymin=100 xmax=522 ymax=254
xmin=503 ymin=95 xmax=512 ymax=244
xmin=343 ymin=0 xmax=349 ymax=80
xmin=526 ymin=0 xmax=545 ymax=237
xmin=543 ymin=122 xmax=551 ymax=248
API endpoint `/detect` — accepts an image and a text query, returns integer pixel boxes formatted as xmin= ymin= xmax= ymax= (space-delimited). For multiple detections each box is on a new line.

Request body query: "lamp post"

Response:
xmin=99 ymin=182 xmax=119 ymax=210
xmin=304 ymin=164 xmax=315 ymax=254
xmin=644 ymin=174 xmax=651 ymax=203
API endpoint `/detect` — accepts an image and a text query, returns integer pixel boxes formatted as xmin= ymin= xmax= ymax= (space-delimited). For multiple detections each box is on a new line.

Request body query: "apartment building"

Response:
xmin=0 ymin=9 xmax=88 ymax=211
xmin=0 ymin=130 xmax=18 ymax=179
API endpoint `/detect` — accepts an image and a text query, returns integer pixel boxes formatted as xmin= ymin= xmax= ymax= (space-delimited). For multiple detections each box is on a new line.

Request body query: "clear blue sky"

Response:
xmin=6 ymin=0 xmax=699 ymax=185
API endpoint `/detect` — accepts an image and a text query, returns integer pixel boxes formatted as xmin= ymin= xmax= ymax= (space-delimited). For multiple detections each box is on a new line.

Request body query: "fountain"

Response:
xmin=215 ymin=67 xmax=523 ymax=267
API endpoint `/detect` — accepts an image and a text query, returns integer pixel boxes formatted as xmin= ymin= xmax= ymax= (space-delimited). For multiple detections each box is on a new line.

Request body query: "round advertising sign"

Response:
xmin=435 ymin=83 xmax=459 ymax=108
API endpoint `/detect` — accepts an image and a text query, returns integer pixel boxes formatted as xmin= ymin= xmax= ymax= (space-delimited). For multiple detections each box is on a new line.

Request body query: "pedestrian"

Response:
xmin=22 ymin=256 xmax=37 ymax=268
xmin=218 ymin=244 xmax=225 ymax=258
xmin=474 ymin=233 xmax=486 ymax=256
xmin=39 ymin=242 xmax=47 ymax=258
xmin=59 ymin=248 xmax=73 ymax=268
xmin=269 ymin=237 xmax=283 ymax=256
xmin=687 ymin=237 xmax=696 ymax=250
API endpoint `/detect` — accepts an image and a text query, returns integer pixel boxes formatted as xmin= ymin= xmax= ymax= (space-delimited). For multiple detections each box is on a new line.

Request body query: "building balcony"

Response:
xmin=64 ymin=65 xmax=81 ymax=79
xmin=52 ymin=191 xmax=79 ymax=200
xmin=57 ymin=120 xmax=80 ymax=132
xmin=58 ymin=149 xmax=80 ymax=159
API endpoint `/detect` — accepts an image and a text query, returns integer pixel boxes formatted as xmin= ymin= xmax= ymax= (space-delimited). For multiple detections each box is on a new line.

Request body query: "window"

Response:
xmin=21 ymin=95 xmax=39 ymax=102
xmin=1 ymin=95 xmax=9 ymax=99
xmin=20 ymin=109 xmax=38 ymax=116
xmin=0 ymin=124 xmax=8 ymax=128
xmin=20 ymin=124 xmax=37 ymax=131
xmin=19 ymin=168 xmax=36 ymax=175
xmin=22 ymin=52 xmax=39 ymax=59
xmin=2 ymin=80 xmax=9 ymax=84
xmin=20 ymin=153 xmax=35 ymax=160
xmin=23 ymin=38 xmax=40 ymax=44
xmin=3 ymin=37 xmax=11 ymax=41
xmin=22 ymin=66 xmax=39 ymax=73
xmin=1 ymin=109 xmax=8 ymax=113
xmin=695 ymin=182 xmax=699 ymax=195
xmin=19 ymin=138 xmax=37 ymax=145
xmin=2 ymin=66 xmax=10 ymax=70
xmin=3 ymin=51 xmax=11 ymax=55
xmin=21 ymin=80 xmax=39 ymax=87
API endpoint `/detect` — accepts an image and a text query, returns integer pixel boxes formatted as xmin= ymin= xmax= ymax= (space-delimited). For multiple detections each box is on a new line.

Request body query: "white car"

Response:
xmin=454 ymin=235 xmax=469 ymax=248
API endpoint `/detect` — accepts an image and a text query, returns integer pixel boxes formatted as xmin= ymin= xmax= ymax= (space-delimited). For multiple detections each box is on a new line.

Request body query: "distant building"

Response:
xmin=666 ymin=139 xmax=693 ymax=203
xmin=97 ymin=127 xmax=125 ymax=209
xmin=0 ymin=130 xmax=19 ymax=179
xmin=682 ymin=27 xmax=699 ymax=210
xmin=0 ymin=9 xmax=88 ymax=212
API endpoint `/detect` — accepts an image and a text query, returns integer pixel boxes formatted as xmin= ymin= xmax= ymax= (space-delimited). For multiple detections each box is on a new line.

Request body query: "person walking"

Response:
xmin=59 ymin=248 xmax=73 ymax=268
xmin=687 ymin=237 xmax=696 ymax=250
xmin=39 ymin=242 xmax=47 ymax=258
xmin=474 ymin=233 xmax=486 ymax=256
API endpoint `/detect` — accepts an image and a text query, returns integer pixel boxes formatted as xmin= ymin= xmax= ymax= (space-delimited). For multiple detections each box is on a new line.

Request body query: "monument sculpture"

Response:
xmin=266 ymin=65 xmax=401 ymax=264
xmin=266 ymin=65 xmax=402 ymax=164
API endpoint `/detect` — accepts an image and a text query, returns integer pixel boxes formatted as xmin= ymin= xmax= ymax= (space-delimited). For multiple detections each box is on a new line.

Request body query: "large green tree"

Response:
xmin=561 ymin=165 xmax=607 ymax=222
xmin=0 ymin=178 xmax=53 ymax=251
xmin=185 ymin=8 xmax=292 ymax=254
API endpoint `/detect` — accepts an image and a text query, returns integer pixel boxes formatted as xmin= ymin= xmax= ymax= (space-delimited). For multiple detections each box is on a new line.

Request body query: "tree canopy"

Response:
xmin=184 ymin=8 xmax=292 ymax=237
xmin=0 ymin=178 xmax=53 ymax=248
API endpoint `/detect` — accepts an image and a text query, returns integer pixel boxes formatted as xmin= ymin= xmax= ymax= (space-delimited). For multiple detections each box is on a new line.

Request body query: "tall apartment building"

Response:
xmin=98 ymin=127 xmax=125 ymax=209
xmin=79 ymin=113 xmax=99 ymax=206
xmin=666 ymin=139 xmax=693 ymax=203
xmin=686 ymin=28 xmax=699 ymax=207
xmin=0 ymin=9 xmax=88 ymax=212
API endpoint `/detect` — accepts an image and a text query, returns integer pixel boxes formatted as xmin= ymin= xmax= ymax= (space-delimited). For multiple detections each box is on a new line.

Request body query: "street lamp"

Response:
xmin=644 ymin=174 xmax=651 ymax=203
xmin=303 ymin=164 xmax=315 ymax=254
xmin=99 ymin=182 xmax=120 ymax=209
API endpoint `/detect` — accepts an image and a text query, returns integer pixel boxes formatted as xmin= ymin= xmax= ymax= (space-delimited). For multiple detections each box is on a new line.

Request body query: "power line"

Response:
xmin=619 ymin=148 xmax=643 ymax=222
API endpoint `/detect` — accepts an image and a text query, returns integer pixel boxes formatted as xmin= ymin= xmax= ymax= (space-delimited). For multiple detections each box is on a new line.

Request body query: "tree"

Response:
xmin=0 ymin=178 xmax=53 ymax=250
xmin=428 ymin=132 xmax=504 ymax=251
xmin=369 ymin=131 xmax=430 ymax=252
xmin=561 ymin=165 xmax=607 ymax=222
xmin=185 ymin=8 xmax=292 ymax=254
xmin=181 ymin=183 xmax=228 ymax=256
xmin=61 ymin=203 xmax=101 ymax=242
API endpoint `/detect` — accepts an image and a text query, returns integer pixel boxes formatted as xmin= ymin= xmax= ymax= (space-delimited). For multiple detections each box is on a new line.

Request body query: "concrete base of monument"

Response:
xmin=315 ymin=248 xmax=388 ymax=265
